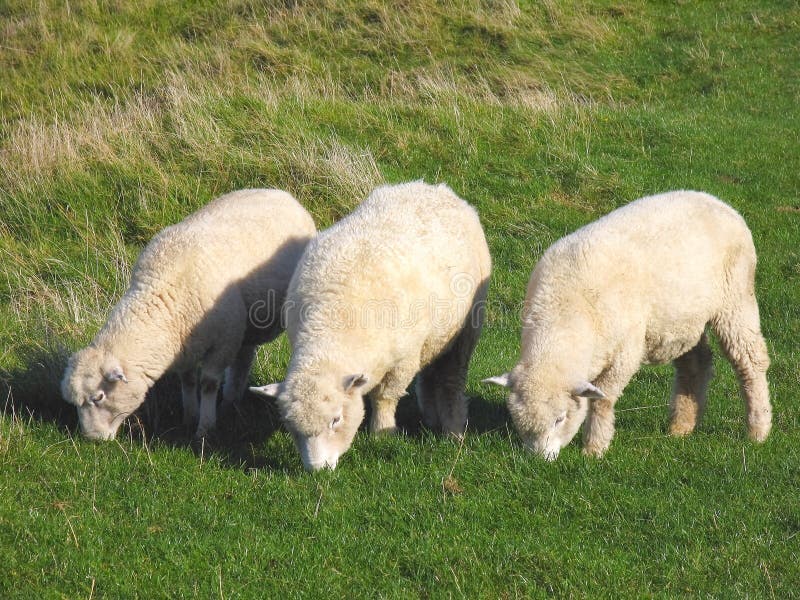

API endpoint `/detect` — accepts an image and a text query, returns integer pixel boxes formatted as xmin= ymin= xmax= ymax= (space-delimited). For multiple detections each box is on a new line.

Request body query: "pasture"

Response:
xmin=1 ymin=1 xmax=799 ymax=597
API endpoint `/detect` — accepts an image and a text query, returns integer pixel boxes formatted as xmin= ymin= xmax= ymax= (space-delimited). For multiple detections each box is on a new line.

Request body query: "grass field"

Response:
xmin=2 ymin=1 xmax=799 ymax=597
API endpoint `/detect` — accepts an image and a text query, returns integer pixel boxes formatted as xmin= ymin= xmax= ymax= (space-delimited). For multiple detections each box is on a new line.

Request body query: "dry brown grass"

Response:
xmin=1 ymin=95 xmax=162 ymax=188
xmin=0 ymin=67 xmax=613 ymax=199
xmin=0 ymin=0 xmax=628 ymax=378
xmin=0 ymin=0 xmax=627 ymax=198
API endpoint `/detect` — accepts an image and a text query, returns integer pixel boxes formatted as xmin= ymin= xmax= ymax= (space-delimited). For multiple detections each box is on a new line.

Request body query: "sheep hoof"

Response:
xmin=372 ymin=425 xmax=399 ymax=436
xmin=193 ymin=425 xmax=215 ymax=440
xmin=582 ymin=445 xmax=607 ymax=458
xmin=748 ymin=426 xmax=770 ymax=443
xmin=440 ymin=418 xmax=467 ymax=439
xmin=445 ymin=430 xmax=465 ymax=442
xmin=668 ymin=423 xmax=695 ymax=437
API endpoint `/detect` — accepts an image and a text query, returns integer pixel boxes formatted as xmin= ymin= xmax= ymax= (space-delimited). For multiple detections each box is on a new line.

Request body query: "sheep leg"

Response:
xmin=369 ymin=362 xmax=417 ymax=435
xmin=582 ymin=358 xmax=638 ymax=457
xmin=669 ymin=333 xmax=714 ymax=436
xmin=180 ymin=369 xmax=199 ymax=430
xmin=583 ymin=397 xmax=618 ymax=458
xmin=195 ymin=372 xmax=222 ymax=438
xmin=415 ymin=364 xmax=442 ymax=431
xmin=222 ymin=343 xmax=258 ymax=410
xmin=713 ymin=298 xmax=771 ymax=442
xmin=369 ymin=394 xmax=400 ymax=435
xmin=416 ymin=321 xmax=481 ymax=438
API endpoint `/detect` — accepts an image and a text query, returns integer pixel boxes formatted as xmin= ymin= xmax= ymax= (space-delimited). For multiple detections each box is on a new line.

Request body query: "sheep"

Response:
xmin=250 ymin=181 xmax=492 ymax=470
xmin=61 ymin=189 xmax=316 ymax=440
xmin=483 ymin=190 xmax=771 ymax=460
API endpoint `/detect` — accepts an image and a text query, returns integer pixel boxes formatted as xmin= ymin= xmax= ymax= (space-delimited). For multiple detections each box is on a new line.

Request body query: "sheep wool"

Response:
xmin=62 ymin=189 xmax=316 ymax=439
xmin=484 ymin=190 xmax=771 ymax=460
xmin=251 ymin=181 xmax=492 ymax=470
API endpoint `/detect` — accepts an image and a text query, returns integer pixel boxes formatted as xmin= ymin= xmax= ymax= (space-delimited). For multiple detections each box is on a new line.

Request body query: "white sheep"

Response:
xmin=61 ymin=189 xmax=316 ymax=439
xmin=484 ymin=190 xmax=771 ymax=459
xmin=250 ymin=181 xmax=492 ymax=470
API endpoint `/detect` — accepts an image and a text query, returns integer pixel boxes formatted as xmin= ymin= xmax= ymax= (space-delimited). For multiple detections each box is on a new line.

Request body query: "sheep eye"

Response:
xmin=330 ymin=415 xmax=342 ymax=429
xmin=554 ymin=413 xmax=566 ymax=426
xmin=90 ymin=391 xmax=106 ymax=405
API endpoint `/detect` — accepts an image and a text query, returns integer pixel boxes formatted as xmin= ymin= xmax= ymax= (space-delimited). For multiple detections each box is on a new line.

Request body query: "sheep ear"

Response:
xmin=103 ymin=365 xmax=128 ymax=383
xmin=249 ymin=383 xmax=283 ymax=398
xmin=482 ymin=373 xmax=511 ymax=388
xmin=343 ymin=374 xmax=368 ymax=392
xmin=572 ymin=382 xmax=605 ymax=399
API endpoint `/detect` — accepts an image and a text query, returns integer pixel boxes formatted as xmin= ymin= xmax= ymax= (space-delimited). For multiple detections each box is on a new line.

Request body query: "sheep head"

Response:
xmin=483 ymin=365 xmax=603 ymax=460
xmin=61 ymin=346 xmax=147 ymax=440
xmin=251 ymin=371 xmax=368 ymax=470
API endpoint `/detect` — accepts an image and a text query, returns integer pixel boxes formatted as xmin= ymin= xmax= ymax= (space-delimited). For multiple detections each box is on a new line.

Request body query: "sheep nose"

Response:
xmin=81 ymin=428 xmax=116 ymax=441
xmin=542 ymin=449 xmax=560 ymax=461
xmin=305 ymin=456 xmax=338 ymax=471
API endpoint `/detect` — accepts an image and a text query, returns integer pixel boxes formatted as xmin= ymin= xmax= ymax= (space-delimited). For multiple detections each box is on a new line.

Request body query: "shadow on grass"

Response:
xmin=0 ymin=342 xmax=298 ymax=471
xmin=0 ymin=343 xmax=77 ymax=431
xmin=392 ymin=390 xmax=510 ymax=437
xmin=131 ymin=376 xmax=296 ymax=472
xmin=0 ymin=342 xmax=511 ymax=472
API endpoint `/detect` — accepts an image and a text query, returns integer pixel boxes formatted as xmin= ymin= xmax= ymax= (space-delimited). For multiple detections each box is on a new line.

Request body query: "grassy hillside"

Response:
xmin=1 ymin=1 xmax=799 ymax=597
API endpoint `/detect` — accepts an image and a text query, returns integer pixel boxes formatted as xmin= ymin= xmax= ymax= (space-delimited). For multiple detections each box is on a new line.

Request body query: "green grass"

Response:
xmin=2 ymin=1 xmax=800 ymax=597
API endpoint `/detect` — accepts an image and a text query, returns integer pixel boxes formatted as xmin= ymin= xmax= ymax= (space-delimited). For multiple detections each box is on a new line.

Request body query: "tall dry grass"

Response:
xmin=0 ymin=0 xmax=627 ymax=400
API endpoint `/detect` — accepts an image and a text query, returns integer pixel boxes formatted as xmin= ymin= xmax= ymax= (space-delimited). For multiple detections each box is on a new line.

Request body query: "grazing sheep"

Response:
xmin=484 ymin=190 xmax=771 ymax=460
xmin=62 ymin=189 xmax=316 ymax=440
xmin=250 ymin=181 xmax=491 ymax=470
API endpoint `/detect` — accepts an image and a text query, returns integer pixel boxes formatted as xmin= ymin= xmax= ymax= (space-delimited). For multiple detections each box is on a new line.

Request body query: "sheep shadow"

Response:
xmin=141 ymin=378 xmax=293 ymax=472
xmin=0 ymin=343 xmax=78 ymax=431
xmin=383 ymin=387 xmax=510 ymax=438
xmin=0 ymin=339 xmax=508 ymax=474
xmin=0 ymin=340 xmax=294 ymax=469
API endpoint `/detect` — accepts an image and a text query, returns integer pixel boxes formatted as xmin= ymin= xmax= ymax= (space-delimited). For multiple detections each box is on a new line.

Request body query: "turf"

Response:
xmin=1 ymin=1 xmax=799 ymax=597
